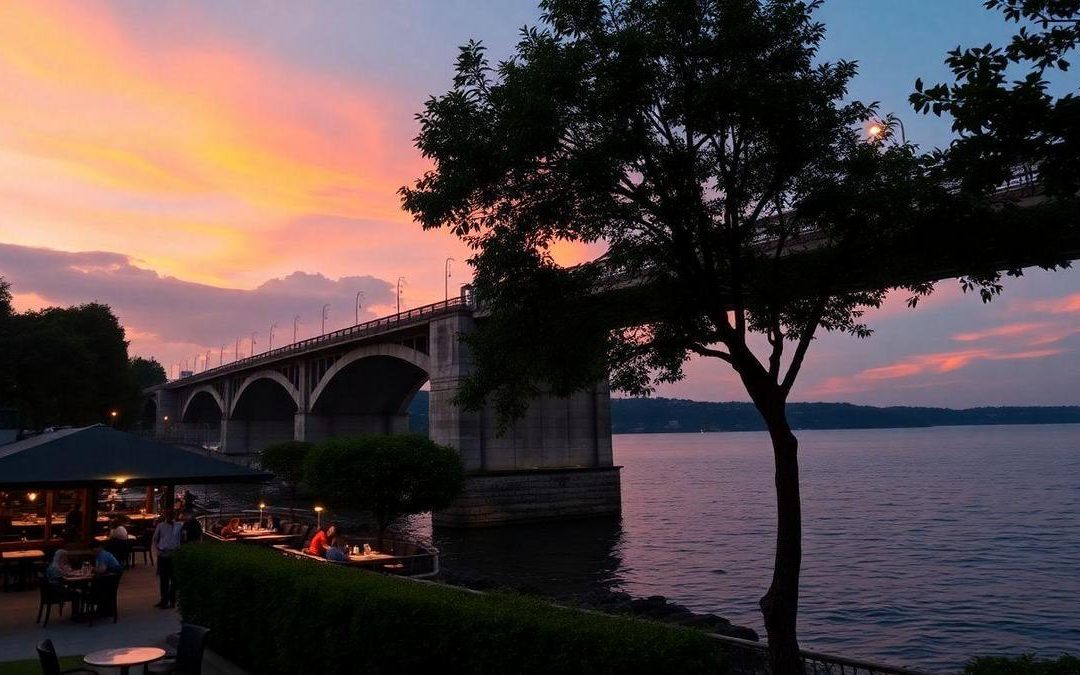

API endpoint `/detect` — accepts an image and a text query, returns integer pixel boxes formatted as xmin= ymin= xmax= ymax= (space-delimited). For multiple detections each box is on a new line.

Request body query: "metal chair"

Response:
xmin=147 ymin=623 xmax=211 ymax=675
xmin=85 ymin=572 xmax=122 ymax=626
xmin=130 ymin=531 xmax=154 ymax=566
xmin=36 ymin=639 xmax=96 ymax=675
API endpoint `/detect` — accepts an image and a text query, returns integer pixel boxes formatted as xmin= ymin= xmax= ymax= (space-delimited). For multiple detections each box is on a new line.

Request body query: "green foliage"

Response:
xmin=0 ymin=655 xmax=87 ymax=674
xmin=261 ymin=440 xmax=313 ymax=514
xmin=304 ymin=434 xmax=465 ymax=536
xmin=911 ymin=0 xmax=1079 ymax=197
xmin=966 ymin=654 xmax=1080 ymax=674
xmin=174 ymin=543 xmax=725 ymax=675
xmin=0 ymin=292 xmax=137 ymax=429
xmin=129 ymin=356 xmax=167 ymax=390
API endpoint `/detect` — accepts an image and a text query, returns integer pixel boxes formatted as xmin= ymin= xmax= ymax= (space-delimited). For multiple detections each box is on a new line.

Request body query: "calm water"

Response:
xmin=424 ymin=425 xmax=1080 ymax=672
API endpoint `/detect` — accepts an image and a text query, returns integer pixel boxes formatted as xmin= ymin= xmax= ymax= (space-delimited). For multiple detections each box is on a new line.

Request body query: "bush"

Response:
xmin=174 ymin=543 xmax=725 ymax=674
xmin=305 ymin=434 xmax=465 ymax=544
xmin=966 ymin=654 xmax=1080 ymax=674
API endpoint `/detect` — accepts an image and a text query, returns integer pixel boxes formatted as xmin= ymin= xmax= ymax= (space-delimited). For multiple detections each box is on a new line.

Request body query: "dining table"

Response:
xmin=84 ymin=647 xmax=166 ymax=675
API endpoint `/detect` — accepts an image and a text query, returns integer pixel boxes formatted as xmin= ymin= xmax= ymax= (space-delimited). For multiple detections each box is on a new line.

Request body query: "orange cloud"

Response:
xmin=812 ymin=347 xmax=1064 ymax=395
xmin=952 ymin=322 xmax=1048 ymax=342
xmin=0 ymin=1 xmax=446 ymax=292
xmin=1031 ymin=292 xmax=1080 ymax=315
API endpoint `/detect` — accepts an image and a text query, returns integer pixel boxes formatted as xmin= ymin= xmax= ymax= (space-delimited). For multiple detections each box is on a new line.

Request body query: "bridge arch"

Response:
xmin=229 ymin=370 xmax=302 ymax=418
xmin=310 ymin=344 xmax=431 ymax=414
xmin=180 ymin=386 xmax=225 ymax=423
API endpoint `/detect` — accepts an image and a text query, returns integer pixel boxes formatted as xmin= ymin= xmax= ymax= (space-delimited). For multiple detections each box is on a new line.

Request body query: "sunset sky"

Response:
xmin=1 ymin=0 xmax=1078 ymax=406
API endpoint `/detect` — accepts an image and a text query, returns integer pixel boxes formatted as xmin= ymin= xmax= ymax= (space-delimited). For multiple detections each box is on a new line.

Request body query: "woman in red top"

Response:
xmin=308 ymin=524 xmax=335 ymax=556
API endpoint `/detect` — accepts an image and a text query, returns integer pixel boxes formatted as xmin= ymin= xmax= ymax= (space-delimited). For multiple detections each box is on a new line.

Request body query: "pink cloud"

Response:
xmin=952 ymin=322 xmax=1048 ymax=342
xmin=1031 ymin=292 xmax=1080 ymax=315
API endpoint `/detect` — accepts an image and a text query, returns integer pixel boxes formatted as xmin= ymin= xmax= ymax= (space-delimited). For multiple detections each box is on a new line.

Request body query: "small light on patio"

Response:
xmin=259 ymin=502 xmax=267 ymax=528
xmin=27 ymin=492 xmax=38 ymax=502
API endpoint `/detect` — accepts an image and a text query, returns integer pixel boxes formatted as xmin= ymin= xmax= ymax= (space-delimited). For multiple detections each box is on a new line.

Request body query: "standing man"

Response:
xmin=151 ymin=509 xmax=183 ymax=608
xmin=181 ymin=506 xmax=202 ymax=543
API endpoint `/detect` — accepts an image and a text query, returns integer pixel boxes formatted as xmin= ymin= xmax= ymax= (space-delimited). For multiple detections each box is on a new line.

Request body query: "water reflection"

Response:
xmin=430 ymin=516 xmax=625 ymax=597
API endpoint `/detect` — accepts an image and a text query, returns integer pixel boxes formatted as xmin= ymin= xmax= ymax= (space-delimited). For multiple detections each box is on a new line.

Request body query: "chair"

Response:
xmin=85 ymin=572 xmax=121 ymax=626
xmin=147 ymin=624 xmax=211 ymax=675
xmin=36 ymin=639 xmax=96 ymax=675
xmin=36 ymin=575 xmax=79 ymax=628
xmin=131 ymin=531 xmax=154 ymax=566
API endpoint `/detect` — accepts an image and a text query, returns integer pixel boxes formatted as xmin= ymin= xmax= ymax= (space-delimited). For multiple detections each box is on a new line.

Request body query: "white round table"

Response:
xmin=84 ymin=646 xmax=166 ymax=674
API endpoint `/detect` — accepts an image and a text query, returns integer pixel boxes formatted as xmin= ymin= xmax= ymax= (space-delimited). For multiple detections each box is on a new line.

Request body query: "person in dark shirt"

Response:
xmin=65 ymin=503 xmax=83 ymax=540
xmin=181 ymin=507 xmax=202 ymax=543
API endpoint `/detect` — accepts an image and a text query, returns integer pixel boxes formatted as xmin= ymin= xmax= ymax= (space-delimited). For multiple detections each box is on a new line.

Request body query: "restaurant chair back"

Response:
xmin=131 ymin=532 xmax=154 ymax=566
xmin=36 ymin=574 xmax=76 ymax=628
xmin=178 ymin=623 xmax=211 ymax=674
xmin=36 ymin=638 xmax=96 ymax=675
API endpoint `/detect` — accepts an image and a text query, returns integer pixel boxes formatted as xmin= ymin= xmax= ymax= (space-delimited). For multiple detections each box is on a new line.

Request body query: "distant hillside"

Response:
xmin=408 ymin=391 xmax=1080 ymax=435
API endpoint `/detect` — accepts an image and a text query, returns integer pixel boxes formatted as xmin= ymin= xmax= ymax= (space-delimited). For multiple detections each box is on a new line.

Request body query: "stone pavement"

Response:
xmin=0 ymin=562 xmax=245 ymax=673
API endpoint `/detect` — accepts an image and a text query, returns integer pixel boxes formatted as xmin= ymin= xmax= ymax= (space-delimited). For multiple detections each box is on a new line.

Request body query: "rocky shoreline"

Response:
xmin=438 ymin=569 xmax=759 ymax=642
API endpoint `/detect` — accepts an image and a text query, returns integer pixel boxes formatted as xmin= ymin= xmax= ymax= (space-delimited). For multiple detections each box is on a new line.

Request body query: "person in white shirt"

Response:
xmin=151 ymin=509 xmax=183 ymax=608
xmin=108 ymin=518 xmax=128 ymax=541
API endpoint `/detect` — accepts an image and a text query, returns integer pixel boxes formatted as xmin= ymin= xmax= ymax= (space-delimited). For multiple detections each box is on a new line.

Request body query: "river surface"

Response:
xmin=419 ymin=425 xmax=1080 ymax=672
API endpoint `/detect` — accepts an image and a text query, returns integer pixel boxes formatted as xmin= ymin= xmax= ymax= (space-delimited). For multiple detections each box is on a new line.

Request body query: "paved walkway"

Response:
xmin=0 ymin=563 xmax=244 ymax=673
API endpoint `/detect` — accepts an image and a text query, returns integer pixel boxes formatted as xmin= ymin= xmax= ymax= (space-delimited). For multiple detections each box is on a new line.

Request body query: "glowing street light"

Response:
xmin=109 ymin=410 xmax=118 ymax=425
xmin=314 ymin=505 xmax=324 ymax=529
xmin=259 ymin=501 xmax=267 ymax=528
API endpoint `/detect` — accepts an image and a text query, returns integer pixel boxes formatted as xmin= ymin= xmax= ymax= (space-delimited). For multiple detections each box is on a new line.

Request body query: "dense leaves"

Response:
xmin=174 ymin=543 xmax=726 ymax=675
xmin=261 ymin=440 xmax=313 ymax=517
xmin=304 ymin=434 xmax=465 ymax=543
xmin=129 ymin=356 xmax=167 ymax=391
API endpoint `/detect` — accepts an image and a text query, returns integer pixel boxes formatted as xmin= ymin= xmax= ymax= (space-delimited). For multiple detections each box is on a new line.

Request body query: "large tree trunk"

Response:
xmin=756 ymin=396 xmax=803 ymax=674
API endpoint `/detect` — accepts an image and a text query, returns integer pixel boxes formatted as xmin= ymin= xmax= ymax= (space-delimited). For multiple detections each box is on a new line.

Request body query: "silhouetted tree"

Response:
xmin=129 ymin=356 xmax=167 ymax=391
xmin=911 ymin=0 xmax=1079 ymax=198
xmin=401 ymin=1 xmax=1079 ymax=670
xmin=304 ymin=434 xmax=464 ymax=548
xmin=261 ymin=440 xmax=313 ymax=519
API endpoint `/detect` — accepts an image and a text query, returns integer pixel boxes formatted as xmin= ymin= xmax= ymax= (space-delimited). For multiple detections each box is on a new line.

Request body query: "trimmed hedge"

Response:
xmin=966 ymin=655 xmax=1080 ymax=674
xmin=174 ymin=543 xmax=726 ymax=674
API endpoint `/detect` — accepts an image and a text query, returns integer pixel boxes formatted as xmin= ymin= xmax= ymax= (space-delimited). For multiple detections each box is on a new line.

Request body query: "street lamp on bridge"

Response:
xmin=269 ymin=322 xmax=278 ymax=350
xmin=250 ymin=332 xmax=258 ymax=356
xmin=321 ymin=304 xmax=331 ymax=335
xmin=294 ymin=315 xmax=301 ymax=343
xmin=397 ymin=277 xmax=405 ymax=314
xmin=355 ymin=291 xmax=365 ymax=325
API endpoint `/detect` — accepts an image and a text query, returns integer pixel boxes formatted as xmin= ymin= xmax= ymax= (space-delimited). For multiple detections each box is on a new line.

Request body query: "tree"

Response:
xmin=304 ymin=434 xmax=465 ymax=547
xmin=400 ymin=1 xmax=1078 ymax=671
xmin=261 ymin=440 xmax=313 ymax=519
xmin=129 ymin=356 xmax=167 ymax=391
xmin=911 ymin=0 xmax=1079 ymax=198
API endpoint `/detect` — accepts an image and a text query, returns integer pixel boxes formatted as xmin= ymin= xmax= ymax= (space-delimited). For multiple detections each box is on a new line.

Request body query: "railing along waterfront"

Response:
xmin=167 ymin=295 xmax=471 ymax=386
xmin=710 ymin=634 xmax=935 ymax=675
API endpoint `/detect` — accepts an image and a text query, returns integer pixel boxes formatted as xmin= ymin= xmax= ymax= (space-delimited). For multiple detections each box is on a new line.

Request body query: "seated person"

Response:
xmin=307 ymin=524 xmax=335 ymax=556
xmin=92 ymin=544 xmax=124 ymax=575
xmin=181 ymin=507 xmax=203 ymax=543
xmin=45 ymin=549 xmax=74 ymax=584
xmin=108 ymin=518 xmax=128 ymax=541
xmin=325 ymin=536 xmax=349 ymax=562
xmin=219 ymin=518 xmax=242 ymax=539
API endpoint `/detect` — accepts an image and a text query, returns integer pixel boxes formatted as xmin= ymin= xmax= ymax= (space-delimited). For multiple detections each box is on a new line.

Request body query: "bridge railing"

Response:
xmin=170 ymin=295 xmax=471 ymax=386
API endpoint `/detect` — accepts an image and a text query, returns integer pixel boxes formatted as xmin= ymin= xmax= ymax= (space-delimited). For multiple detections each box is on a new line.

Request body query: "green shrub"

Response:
xmin=966 ymin=654 xmax=1080 ymax=674
xmin=174 ymin=543 xmax=725 ymax=674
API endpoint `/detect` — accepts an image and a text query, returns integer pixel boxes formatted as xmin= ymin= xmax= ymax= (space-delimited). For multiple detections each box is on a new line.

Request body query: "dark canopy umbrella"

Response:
xmin=0 ymin=425 xmax=272 ymax=488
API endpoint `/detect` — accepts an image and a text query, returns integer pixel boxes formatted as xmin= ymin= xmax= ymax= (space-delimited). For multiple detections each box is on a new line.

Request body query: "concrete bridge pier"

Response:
xmin=428 ymin=315 xmax=621 ymax=528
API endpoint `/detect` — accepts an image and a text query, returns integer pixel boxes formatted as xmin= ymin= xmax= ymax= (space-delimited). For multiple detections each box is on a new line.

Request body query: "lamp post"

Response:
xmin=314 ymin=505 xmax=324 ymax=529
xmin=396 ymin=277 xmax=405 ymax=314
xmin=355 ymin=291 xmax=365 ymax=325
xmin=235 ymin=337 xmax=240 ymax=361
xmin=868 ymin=115 xmax=906 ymax=144
xmin=269 ymin=322 xmax=278 ymax=350
xmin=205 ymin=350 xmax=212 ymax=371
xmin=445 ymin=258 xmax=454 ymax=302
xmin=220 ymin=345 xmax=225 ymax=366
xmin=109 ymin=410 xmax=118 ymax=426
xmin=293 ymin=315 xmax=301 ymax=343
xmin=321 ymin=304 xmax=330 ymax=335
xmin=259 ymin=501 xmax=267 ymax=529
xmin=250 ymin=332 xmax=258 ymax=356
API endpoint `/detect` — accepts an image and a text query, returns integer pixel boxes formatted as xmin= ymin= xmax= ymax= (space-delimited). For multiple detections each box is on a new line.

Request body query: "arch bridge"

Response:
xmin=146 ymin=295 xmax=617 ymax=528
